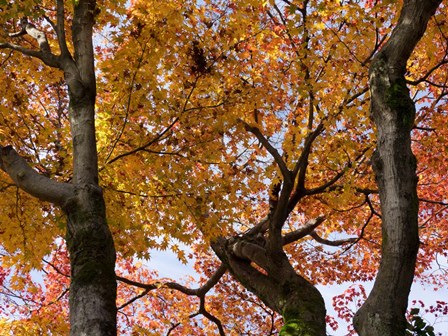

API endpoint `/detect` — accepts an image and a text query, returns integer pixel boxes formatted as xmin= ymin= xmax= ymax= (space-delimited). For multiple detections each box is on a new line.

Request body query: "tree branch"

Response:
xmin=240 ymin=120 xmax=292 ymax=184
xmin=199 ymin=296 xmax=226 ymax=336
xmin=0 ymin=42 xmax=60 ymax=68
xmin=1 ymin=17 xmax=61 ymax=68
xmin=282 ymin=216 xmax=326 ymax=245
xmin=0 ymin=146 xmax=74 ymax=206
xmin=55 ymin=0 xmax=71 ymax=57
xmin=116 ymin=263 xmax=226 ymax=298
xmin=310 ymin=231 xmax=357 ymax=246
xmin=304 ymin=168 xmax=346 ymax=196
xmin=117 ymin=264 xmax=227 ymax=334
xmin=407 ymin=58 xmax=448 ymax=86
xmin=230 ymin=239 xmax=270 ymax=272
xmin=106 ymin=117 xmax=179 ymax=164
xmin=288 ymin=123 xmax=325 ymax=209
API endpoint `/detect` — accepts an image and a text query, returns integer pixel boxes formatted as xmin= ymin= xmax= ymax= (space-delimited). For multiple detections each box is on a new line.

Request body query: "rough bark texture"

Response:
xmin=63 ymin=1 xmax=117 ymax=335
xmin=210 ymin=122 xmax=330 ymax=334
xmin=0 ymin=0 xmax=117 ymax=335
xmin=212 ymin=237 xmax=326 ymax=336
xmin=354 ymin=1 xmax=442 ymax=335
xmin=64 ymin=184 xmax=116 ymax=336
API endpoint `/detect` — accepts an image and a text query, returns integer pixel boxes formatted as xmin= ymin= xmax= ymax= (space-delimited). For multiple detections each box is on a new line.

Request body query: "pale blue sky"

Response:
xmin=146 ymin=249 xmax=448 ymax=336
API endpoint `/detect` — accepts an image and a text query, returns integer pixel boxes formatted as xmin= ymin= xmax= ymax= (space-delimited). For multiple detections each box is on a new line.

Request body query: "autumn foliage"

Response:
xmin=0 ymin=0 xmax=447 ymax=335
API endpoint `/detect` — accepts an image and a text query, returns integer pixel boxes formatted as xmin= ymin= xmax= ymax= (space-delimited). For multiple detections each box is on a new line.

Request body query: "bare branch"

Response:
xmin=117 ymin=287 xmax=151 ymax=310
xmin=165 ymin=296 xmax=226 ymax=336
xmin=166 ymin=312 xmax=200 ymax=335
xmin=116 ymin=263 xmax=226 ymax=298
xmin=0 ymin=146 xmax=74 ymax=206
xmin=42 ymin=258 xmax=70 ymax=278
xmin=55 ymin=0 xmax=71 ymax=57
xmin=105 ymin=43 xmax=148 ymax=163
xmin=117 ymin=264 xmax=227 ymax=334
xmin=240 ymin=120 xmax=292 ymax=183
xmin=305 ymin=168 xmax=346 ymax=196
xmin=419 ymin=198 xmax=448 ymax=206
xmin=198 ymin=297 xmax=226 ymax=336
xmin=106 ymin=117 xmax=179 ymax=164
xmin=196 ymin=264 xmax=226 ymax=296
xmin=0 ymin=42 xmax=60 ymax=68
xmin=282 ymin=216 xmax=326 ymax=245
xmin=407 ymin=58 xmax=448 ymax=86
xmin=306 ymin=147 xmax=371 ymax=196
xmin=289 ymin=123 xmax=325 ymax=209
xmin=244 ymin=216 xmax=270 ymax=237
xmin=310 ymin=231 xmax=357 ymax=246
xmin=1 ymin=17 xmax=61 ymax=68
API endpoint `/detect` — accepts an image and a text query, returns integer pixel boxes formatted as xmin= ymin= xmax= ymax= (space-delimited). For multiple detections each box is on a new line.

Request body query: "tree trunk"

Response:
xmin=0 ymin=0 xmax=118 ymax=334
xmin=354 ymin=1 xmax=442 ymax=335
xmin=212 ymin=238 xmax=326 ymax=335
xmin=63 ymin=1 xmax=117 ymax=334
xmin=65 ymin=184 xmax=117 ymax=335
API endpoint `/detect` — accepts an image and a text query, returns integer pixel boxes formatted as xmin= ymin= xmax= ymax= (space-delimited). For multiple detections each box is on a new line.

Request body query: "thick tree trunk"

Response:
xmin=64 ymin=184 xmax=117 ymax=335
xmin=0 ymin=0 xmax=118 ymax=332
xmin=212 ymin=238 xmax=326 ymax=335
xmin=63 ymin=1 xmax=118 ymax=334
xmin=354 ymin=1 xmax=442 ymax=335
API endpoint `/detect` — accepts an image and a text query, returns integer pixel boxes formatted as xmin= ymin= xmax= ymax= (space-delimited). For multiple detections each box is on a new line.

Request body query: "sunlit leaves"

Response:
xmin=0 ymin=0 xmax=447 ymax=334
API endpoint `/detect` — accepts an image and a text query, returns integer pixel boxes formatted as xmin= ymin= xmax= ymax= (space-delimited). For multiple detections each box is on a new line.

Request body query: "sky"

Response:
xmin=146 ymin=248 xmax=448 ymax=336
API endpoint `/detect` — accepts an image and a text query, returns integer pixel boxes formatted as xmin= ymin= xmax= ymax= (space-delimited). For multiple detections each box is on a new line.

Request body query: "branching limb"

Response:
xmin=407 ymin=58 xmax=448 ymax=86
xmin=198 ymin=296 xmax=226 ymax=336
xmin=116 ymin=263 xmax=226 ymax=299
xmin=42 ymin=258 xmax=70 ymax=278
xmin=117 ymin=264 xmax=227 ymax=334
xmin=9 ymin=18 xmax=28 ymax=38
xmin=244 ymin=216 xmax=270 ymax=237
xmin=106 ymin=117 xmax=180 ymax=164
xmin=55 ymin=0 xmax=71 ymax=57
xmin=240 ymin=119 xmax=292 ymax=184
xmin=419 ymin=198 xmax=448 ymax=206
xmin=0 ymin=42 xmax=60 ymax=67
xmin=1 ymin=17 xmax=60 ymax=68
xmin=304 ymin=169 xmax=346 ymax=196
xmin=244 ymin=182 xmax=280 ymax=237
xmin=288 ymin=123 xmax=325 ymax=209
xmin=166 ymin=297 xmax=226 ymax=336
xmin=309 ymin=231 xmax=357 ymax=246
xmin=282 ymin=216 xmax=326 ymax=245
xmin=0 ymin=145 xmax=74 ymax=205
xmin=166 ymin=312 xmax=200 ymax=336
xmin=196 ymin=264 xmax=226 ymax=296
xmin=306 ymin=147 xmax=370 ymax=196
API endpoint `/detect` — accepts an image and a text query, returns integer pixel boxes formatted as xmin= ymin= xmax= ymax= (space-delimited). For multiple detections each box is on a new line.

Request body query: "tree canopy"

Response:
xmin=0 ymin=0 xmax=447 ymax=335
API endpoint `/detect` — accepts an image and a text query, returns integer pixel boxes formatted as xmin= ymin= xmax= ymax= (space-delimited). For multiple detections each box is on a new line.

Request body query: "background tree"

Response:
xmin=0 ymin=0 xmax=447 ymax=335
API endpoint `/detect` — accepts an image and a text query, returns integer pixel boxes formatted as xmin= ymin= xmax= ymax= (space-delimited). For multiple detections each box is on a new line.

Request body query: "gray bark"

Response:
xmin=210 ymin=123 xmax=332 ymax=334
xmin=62 ymin=1 xmax=117 ymax=334
xmin=212 ymin=237 xmax=327 ymax=336
xmin=0 ymin=1 xmax=117 ymax=335
xmin=354 ymin=0 xmax=442 ymax=335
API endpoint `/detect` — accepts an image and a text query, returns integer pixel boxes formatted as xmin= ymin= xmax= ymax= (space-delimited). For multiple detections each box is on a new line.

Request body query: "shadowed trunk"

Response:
xmin=212 ymin=237 xmax=326 ymax=335
xmin=0 ymin=0 xmax=118 ymax=334
xmin=63 ymin=1 xmax=117 ymax=334
xmin=354 ymin=0 xmax=442 ymax=335
xmin=64 ymin=184 xmax=116 ymax=335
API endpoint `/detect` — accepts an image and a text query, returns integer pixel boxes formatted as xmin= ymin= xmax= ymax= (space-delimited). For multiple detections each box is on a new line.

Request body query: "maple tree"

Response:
xmin=0 ymin=0 xmax=447 ymax=335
